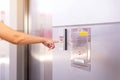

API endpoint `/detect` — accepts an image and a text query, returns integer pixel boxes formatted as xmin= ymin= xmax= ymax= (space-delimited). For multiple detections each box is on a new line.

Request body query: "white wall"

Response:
xmin=0 ymin=0 xmax=18 ymax=79
xmin=52 ymin=0 xmax=120 ymax=26
xmin=0 ymin=0 xmax=10 ymax=80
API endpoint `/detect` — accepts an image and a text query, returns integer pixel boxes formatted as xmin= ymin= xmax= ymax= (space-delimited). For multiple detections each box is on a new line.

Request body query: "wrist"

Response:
xmin=41 ymin=37 xmax=47 ymax=43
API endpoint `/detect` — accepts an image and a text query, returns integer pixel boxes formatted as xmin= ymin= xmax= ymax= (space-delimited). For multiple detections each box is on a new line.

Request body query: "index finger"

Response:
xmin=53 ymin=40 xmax=59 ymax=43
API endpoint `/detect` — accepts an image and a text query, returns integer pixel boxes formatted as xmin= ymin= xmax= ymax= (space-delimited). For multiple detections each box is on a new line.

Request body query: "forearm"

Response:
xmin=0 ymin=22 xmax=46 ymax=44
xmin=0 ymin=22 xmax=57 ymax=49
xmin=13 ymin=32 xmax=46 ymax=44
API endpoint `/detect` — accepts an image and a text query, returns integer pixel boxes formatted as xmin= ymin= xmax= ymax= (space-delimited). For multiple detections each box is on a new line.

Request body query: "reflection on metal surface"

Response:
xmin=0 ymin=57 xmax=9 ymax=80
xmin=31 ymin=50 xmax=53 ymax=62
xmin=0 ymin=40 xmax=9 ymax=80
xmin=29 ymin=0 xmax=53 ymax=79
xmin=0 ymin=57 xmax=9 ymax=64
xmin=71 ymin=28 xmax=91 ymax=70
xmin=37 ymin=0 xmax=53 ymax=14
xmin=39 ymin=54 xmax=53 ymax=62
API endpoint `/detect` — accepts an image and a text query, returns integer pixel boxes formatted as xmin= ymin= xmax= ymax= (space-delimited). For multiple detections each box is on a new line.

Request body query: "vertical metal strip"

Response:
xmin=23 ymin=0 xmax=30 ymax=80
xmin=17 ymin=0 xmax=30 ymax=80
xmin=17 ymin=0 xmax=24 ymax=80
xmin=65 ymin=29 xmax=68 ymax=50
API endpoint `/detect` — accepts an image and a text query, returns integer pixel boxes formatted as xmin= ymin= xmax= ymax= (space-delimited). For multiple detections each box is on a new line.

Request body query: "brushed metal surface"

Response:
xmin=53 ymin=23 xmax=120 ymax=80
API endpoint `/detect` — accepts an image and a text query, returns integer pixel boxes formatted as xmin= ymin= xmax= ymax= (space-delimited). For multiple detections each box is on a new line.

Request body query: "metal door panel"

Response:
xmin=52 ymin=23 xmax=120 ymax=80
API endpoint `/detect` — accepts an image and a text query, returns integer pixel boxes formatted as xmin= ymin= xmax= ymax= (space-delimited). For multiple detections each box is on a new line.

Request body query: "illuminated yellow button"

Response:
xmin=79 ymin=31 xmax=88 ymax=36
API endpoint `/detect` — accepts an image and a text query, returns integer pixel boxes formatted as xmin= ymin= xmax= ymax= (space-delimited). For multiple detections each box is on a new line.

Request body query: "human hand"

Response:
xmin=42 ymin=39 xmax=59 ymax=49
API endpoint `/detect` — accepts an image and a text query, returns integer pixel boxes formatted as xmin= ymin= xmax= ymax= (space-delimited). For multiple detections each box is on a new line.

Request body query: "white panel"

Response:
xmin=52 ymin=0 xmax=120 ymax=26
xmin=32 ymin=0 xmax=120 ymax=26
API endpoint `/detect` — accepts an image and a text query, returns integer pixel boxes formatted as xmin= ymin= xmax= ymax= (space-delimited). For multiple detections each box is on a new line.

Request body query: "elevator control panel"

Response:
xmin=71 ymin=28 xmax=91 ymax=70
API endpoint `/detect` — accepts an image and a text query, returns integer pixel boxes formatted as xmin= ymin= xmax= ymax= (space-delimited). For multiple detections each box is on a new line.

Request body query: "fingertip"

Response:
xmin=54 ymin=40 xmax=59 ymax=43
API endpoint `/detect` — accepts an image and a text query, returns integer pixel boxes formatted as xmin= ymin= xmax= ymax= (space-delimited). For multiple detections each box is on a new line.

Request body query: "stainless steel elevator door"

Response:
xmin=29 ymin=22 xmax=120 ymax=80
xmin=28 ymin=0 xmax=120 ymax=80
